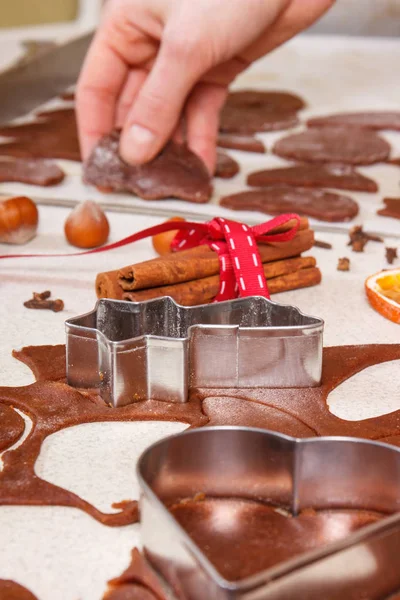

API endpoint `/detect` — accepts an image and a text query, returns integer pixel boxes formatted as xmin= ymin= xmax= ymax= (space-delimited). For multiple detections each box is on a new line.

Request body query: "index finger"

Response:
xmin=76 ymin=32 xmax=128 ymax=160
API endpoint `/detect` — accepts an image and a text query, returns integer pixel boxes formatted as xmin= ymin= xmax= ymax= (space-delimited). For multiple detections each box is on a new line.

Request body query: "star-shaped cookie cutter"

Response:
xmin=65 ymin=296 xmax=323 ymax=407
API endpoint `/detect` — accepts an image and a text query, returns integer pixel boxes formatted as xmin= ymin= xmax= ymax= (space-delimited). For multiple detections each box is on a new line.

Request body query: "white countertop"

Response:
xmin=0 ymin=31 xmax=400 ymax=600
xmin=0 ymin=204 xmax=399 ymax=600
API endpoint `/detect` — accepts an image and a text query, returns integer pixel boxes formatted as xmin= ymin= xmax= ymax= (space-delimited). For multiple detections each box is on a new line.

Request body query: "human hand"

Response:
xmin=76 ymin=0 xmax=334 ymax=173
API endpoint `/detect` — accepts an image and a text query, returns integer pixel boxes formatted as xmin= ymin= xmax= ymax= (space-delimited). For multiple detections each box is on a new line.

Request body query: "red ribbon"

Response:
xmin=0 ymin=213 xmax=301 ymax=302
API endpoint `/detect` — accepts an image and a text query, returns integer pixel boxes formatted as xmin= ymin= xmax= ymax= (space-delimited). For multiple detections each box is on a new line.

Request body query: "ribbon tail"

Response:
xmin=213 ymin=218 xmax=270 ymax=299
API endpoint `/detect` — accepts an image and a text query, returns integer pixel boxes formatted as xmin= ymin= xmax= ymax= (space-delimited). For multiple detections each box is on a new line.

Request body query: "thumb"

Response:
xmin=120 ymin=36 xmax=207 ymax=165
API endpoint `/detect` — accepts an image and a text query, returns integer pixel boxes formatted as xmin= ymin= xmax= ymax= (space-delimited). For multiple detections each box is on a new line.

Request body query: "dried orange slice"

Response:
xmin=365 ymin=269 xmax=400 ymax=324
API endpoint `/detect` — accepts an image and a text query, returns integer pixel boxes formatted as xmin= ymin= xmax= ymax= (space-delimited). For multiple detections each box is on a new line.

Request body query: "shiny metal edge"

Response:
xmin=65 ymin=296 xmax=324 ymax=340
xmin=65 ymin=296 xmax=324 ymax=404
xmin=136 ymin=426 xmax=400 ymax=595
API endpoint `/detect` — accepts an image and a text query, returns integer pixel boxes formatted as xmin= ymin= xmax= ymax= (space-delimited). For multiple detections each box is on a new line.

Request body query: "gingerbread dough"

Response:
xmin=247 ymin=163 xmax=378 ymax=193
xmin=220 ymin=186 xmax=359 ymax=222
xmin=273 ymin=128 xmax=390 ymax=165
xmin=84 ymin=131 xmax=212 ymax=203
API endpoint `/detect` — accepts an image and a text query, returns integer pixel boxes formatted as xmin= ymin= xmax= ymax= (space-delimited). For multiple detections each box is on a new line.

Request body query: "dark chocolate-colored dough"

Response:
xmin=273 ymin=127 xmax=391 ymax=165
xmin=247 ymin=163 xmax=378 ymax=193
xmin=227 ymin=90 xmax=305 ymax=113
xmin=195 ymin=344 xmax=400 ymax=441
xmin=0 ymin=348 xmax=207 ymax=526
xmin=220 ymin=186 xmax=359 ymax=222
xmin=0 ymin=108 xmax=81 ymax=161
xmin=12 ymin=345 xmax=67 ymax=382
xmin=104 ymin=585 xmax=158 ymax=600
xmin=105 ymin=548 xmax=167 ymax=600
xmin=0 ymin=405 xmax=25 ymax=452
xmin=0 ymin=580 xmax=38 ymax=600
xmin=378 ymin=197 xmax=400 ymax=220
xmin=217 ymin=133 xmax=265 ymax=154
xmin=84 ymin=131 xmax=212 ymax=203
xmin=1 ymin=342 xmax=400 ymax=530
xmin=220 ymin=90 xmax=304 ymax=134
xmin=0 ymin=344 xmax=400 ymax=526
xmin=308 ymin=112 xmax=400 ymax=131
xmin=201 ymin=396 xmax=315 ymax=437
xmin=170 ymin=498 xmax=382 ymax=581
xmin=214 ymin=151 xmax=239 ymax=179
xmin=0 ymin=158 xmax=65 ymax=186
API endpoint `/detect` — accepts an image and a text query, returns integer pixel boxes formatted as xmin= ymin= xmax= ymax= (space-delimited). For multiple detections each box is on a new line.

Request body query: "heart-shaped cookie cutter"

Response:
xmin=65 ymin=296 xmax=323 ymax=407
xmin=138 ymin=427 xmax=400 ymax=600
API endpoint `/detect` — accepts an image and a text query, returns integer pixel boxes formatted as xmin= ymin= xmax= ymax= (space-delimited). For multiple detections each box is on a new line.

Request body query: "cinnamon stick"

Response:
xmin=96 ymin=270 xmax=124 ymax=300
xmin=119 ymin=248 xmax=218 ymax=291
xmin=267 ymin=266 xmax=321 ymax=295
xmin=122 ymin=256 xmax=318 ymax=306
xmin=96 ymin=228 xmax=314 ymax=299
xmin=268 ymin=216 xmax=308 ymax=234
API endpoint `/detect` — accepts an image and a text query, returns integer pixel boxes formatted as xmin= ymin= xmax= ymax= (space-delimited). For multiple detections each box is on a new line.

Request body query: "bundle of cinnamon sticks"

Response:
xmin=96 ymin=218 xmax=321 ymax=306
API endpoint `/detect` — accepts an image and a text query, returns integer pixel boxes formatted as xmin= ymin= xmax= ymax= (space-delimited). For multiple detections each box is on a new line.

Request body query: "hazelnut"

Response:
xmin=0 ymin=195 xmax=39 ymax=244
xmin=64 ymin=200 xmax=109 ymax=249
xmin=152 ymin=216 xmax=185 ymax=255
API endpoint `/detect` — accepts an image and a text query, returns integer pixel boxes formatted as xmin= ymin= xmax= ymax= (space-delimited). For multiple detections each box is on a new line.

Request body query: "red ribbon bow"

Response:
xmin=0 ymin=213 xmax=301 ymax=302
xmin=170 ymin=214 xmax=301 ymax=301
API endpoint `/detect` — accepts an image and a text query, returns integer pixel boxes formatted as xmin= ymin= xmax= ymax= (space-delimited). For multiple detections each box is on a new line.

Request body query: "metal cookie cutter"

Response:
xmin=138 ymin=427 xmax=400 ymax=600
xmin=65 ymin=296 xmax=323 ymax=408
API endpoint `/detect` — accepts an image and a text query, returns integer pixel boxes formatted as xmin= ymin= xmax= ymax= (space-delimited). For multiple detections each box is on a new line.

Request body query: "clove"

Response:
xmin=24 ymin=290 xmax=64 ymax=312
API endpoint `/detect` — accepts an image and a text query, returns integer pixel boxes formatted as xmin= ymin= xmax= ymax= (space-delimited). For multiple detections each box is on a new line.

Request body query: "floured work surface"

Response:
xmin=1 ymin=35 xmax=400 ymax=235
xmin=0 ymin=206 xmax=400 ymax=599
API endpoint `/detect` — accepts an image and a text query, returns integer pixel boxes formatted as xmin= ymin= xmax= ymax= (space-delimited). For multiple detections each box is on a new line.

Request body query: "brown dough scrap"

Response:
xmin=308 ymin=112 xmax=400 ymax=131
xmin=84 ymin=131 xmax=212 ymax=203
xmin=214 ymin=151 xmax=239 ymax=179
xmin=247 ymin=163 xmax=378 ymax=193
xmin=0 ymin=158 xmax=65 ymax=186
xmin=169 ymin=498 xmax=383 ymax=582
xmin=378 ymin=197 xmax=400 ymax=220
xmin=194 ymin=344 xmax=400 ymax=441
xmin=12 ymin=344 xmax=67 ymax=382
xmin=0 ymin=108 xmax=80 ymax=161
xmin=0 ymin=346 xmax=207 ymax=526
xmin=273 ymin=127 xmax=391 ymax=165
xmin=220 ymin=186 xmax=359 ymax=222
xmin=0 ymin=580 xmax=39 ymax=600
xmin=2 ymin=342 xmax=400 ymax=530
xmin=217 ymin=133 xmax=265 ymax=153
xmin=104 ymin=585 xmax=159 ymax=599
xmin=0 ymin=404 xmax=25 ymax=452
xmin=220 ymin=90 xmax=305 ymax=134
xmin=202 ymin=396 xmax=315 ymax=436
xmin=105 ymin=548 xmax=167 ymax=600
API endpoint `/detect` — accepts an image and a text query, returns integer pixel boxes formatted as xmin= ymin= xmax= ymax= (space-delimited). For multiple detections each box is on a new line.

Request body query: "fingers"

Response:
xmin=115 ymin=69 xmax=148 ymax=129
xmin=172 ymin=118 xmax=186 ymax=144
xmin=119 ymin=35 xmax=209 ymax=165
xmin=76 ymin=32 xmax=128 ymax=160
xmin=185 ymin=83 xmax=228 ymax=174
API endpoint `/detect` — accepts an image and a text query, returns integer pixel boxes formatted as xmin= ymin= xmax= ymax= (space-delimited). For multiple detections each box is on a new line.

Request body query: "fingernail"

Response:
xmin=121 ymin=124 xmax=156 ymax=164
